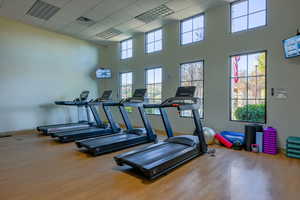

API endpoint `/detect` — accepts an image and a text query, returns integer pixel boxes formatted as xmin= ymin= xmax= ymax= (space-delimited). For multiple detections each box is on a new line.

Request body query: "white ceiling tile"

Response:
xmin=84 ymin=0 xmax=136 ymax=21
xmin=43 ymin=0 xmax=72 ymax=7
xmin=45 ymin=0 xmax=101 ymax=29
xmin=0 ymin=0 xmax=35 ymax=20
xmin=115 ymin=19 xmax=145 ymax=32
xmin=135 ymin=0 xmax=168 ymax=11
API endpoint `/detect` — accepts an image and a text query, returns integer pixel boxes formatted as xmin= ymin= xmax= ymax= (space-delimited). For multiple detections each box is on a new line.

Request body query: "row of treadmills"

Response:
xmin=37 ymin=86 xmax=208 ymax=179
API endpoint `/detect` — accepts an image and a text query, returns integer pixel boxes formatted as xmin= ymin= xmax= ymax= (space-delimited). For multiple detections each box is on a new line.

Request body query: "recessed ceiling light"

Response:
xmin=96 ymin=28 xmax=123 ymax=40
xmin=135 ymin=4 xmax=174 ymax=23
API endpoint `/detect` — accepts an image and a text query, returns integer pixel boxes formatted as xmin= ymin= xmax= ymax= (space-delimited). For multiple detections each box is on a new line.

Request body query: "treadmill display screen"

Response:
xmin=101 ymin=90 xmax=112 ymax=100
xmin=175 ymin=86 xmax=196 ymax=97
xmin=133 ymin=89 xmax=147 ymax=98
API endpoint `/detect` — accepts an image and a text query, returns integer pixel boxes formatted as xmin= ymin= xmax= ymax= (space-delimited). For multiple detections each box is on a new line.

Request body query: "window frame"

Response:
xmin=120 ymin=38 xmax=133 ymax=60
xmin=179 ymin=60 xmax=205 ymax=119
xmin=229 ymin=50 xmax=267 ymax=124
xmin=180 ymin=13 xmax=205 ymax=46
xmin=144 ymin=66 xmax=163 ymax=115
xmin=230 ymin=0 xmax=268 ymax=34
xmin=145 ymin=28 xmax=164 ymax=54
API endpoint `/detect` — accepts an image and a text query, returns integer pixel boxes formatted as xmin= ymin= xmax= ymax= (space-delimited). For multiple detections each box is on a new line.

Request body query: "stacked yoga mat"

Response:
xmin=286 ymin=137 xmax=300 ymax=159
xmin=263 ymin=127 xmax=278 ymax=155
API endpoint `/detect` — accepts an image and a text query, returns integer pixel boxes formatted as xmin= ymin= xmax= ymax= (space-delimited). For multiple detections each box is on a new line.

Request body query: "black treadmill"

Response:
xmin=50 ymin=90 xmax=121 ymax=143
xmin=37 ymin=91 xmax=92 ymax=135
xmin=75 ymin=89 xmax=157 ymax=156
xmin=114 ymin=86 xmax=207 ymax=180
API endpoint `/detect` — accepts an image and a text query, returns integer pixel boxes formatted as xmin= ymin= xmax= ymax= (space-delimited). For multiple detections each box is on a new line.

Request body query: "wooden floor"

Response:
xmin=1 ymin=132 xmax=300 ymax=200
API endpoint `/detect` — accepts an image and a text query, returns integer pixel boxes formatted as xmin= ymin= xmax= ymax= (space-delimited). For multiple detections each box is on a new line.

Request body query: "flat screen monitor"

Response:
xmin=133 ymin=89 xmax=147 ymax=98
xmin=96 ymin=68 xmax=112 ymax=79
xmin=101 ymin=90 xmax=112 ymax=100
xmin=283 ymin=35 xmax=300 ymax=58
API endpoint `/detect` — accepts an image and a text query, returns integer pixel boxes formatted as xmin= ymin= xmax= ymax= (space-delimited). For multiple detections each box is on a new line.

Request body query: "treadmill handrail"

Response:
xmin=143 ymin=104 xmax=161 ymax=108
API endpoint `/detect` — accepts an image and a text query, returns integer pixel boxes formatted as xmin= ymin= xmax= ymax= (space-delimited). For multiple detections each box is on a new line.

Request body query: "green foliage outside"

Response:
xmin=234 ymin=104 xmax=265 ymax=123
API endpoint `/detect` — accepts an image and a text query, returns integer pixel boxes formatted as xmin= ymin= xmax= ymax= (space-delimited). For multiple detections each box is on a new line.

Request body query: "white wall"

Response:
xmin=99 ymin=0 xmax=300 ymax=147
xmin=0 ymin=16 xmax=104 ymax=133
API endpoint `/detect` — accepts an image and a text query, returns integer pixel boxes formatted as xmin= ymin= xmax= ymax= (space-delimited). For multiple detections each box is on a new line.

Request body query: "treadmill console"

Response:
xmin=175 ymin=86 xmax=196 ymax=97
xmin=79 ymin=90 xmax=89 ymax=101
xmin=101 ymin=90 xmax=112 ymax=100
xmin=133 ymin=89 xmax=147 ymax=98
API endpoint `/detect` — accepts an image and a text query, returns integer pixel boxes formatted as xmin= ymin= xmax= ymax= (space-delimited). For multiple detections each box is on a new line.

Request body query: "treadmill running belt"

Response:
xmin=80 ymin=133 xmax=145 ymax=148
xmin=122 ymin=143 xmax=187 ymax=166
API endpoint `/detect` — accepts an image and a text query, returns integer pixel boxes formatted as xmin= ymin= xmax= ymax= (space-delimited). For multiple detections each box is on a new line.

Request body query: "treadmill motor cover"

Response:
xmin=165 ymin=135 xmax=198 ymax=147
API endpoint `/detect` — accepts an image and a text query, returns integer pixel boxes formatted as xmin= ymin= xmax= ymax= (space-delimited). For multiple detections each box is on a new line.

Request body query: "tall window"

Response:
xmin=146 ymin=29 xmax=163 ymax=53
xmin=120 ymin=72 xmax=133 ymax=112
xmin=180 ymin=61 xmax=204 ymax=118
xmin=180 ymin=14 xmax=204 ymax=45
xmin=145 ymin=67 xmax=162 ymax=115
xmin=230 ymin=51 xmax=266 ymax=123
xmin=231 ymin=0 xmax=267 ymax=33
xmin=120 ymin=39 xmax=133 ymax=60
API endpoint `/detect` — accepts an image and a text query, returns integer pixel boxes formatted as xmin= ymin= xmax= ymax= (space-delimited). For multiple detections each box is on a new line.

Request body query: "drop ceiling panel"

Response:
xmin=43 ymin=0 xmax=72 ymax=7
xmin=135 ymin=0 xmax=169 ymax=11
xmin=115 ymin=19 xmax=145 ymax=32
xmin=84 ymin=0 xmax=136 ymax=21
xmin=0 ymin=0 xmax=35 ymax=20
xmin=45 ymin=0 xmax=101 ymax=30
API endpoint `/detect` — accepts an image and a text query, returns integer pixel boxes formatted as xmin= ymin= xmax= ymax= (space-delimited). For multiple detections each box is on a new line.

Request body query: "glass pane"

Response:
xmin=231 ymin=55 xmax=247 ymax=77
xmin=146 ymin=84 xmax=154 ymax=99
xmin=193 ymin=28 xmax=204 ymax=42
xmin=232 ymin=16 xmax=248 ymax=33
xmin=121 ymin=73 xmax=126 ymax=85
xmin=127 ymin=73 xmax=132 ymax=84
xmin=231 ymin=1 xmax=248 ymax=18
xmin=154 ymin=40 xmax=162 ymax=51
xmin=147 ymin=42 xmax=154 ymax=53
xmin=191 ymin=62 xmax=204 ymax=80
xmin=121 ymin=42 xmax=127 ymax=50
xmin=193 ymin=15 xmax=204 ymax=29
xmin=247 ymin=100 xmax=266 ymax=123
xmin=153 ymin=84 xmax=162 ymax=99
xmin=249 ymin=11 xmax=266 ymax=29
xmin=181 ymin=64 xmax=192 ymax=82
xmin=121 ymin=50 xmax=127 ymax=59
xmin=182 ymin=32 xmax=193 ymax=45
xmin=147 ymin=32 xmax=155 ymax=43
xmin=127 ymin=49 xmax=132 ymax=58
xmin=154 ymin=68 xmax=162 ymax=83
xmin=248 ymin=52 xmax=265 ymax=76
xmin=147 ymin=69 xmax=155 ymax=84
xmin=231 ymin=78 xmax=247 ymax=99
xmin=193 ymin=81 xmax=204 ymax=98
xmin=181 ymin=110 xmax=192 ymax=117
xmin=127 ymin=40 xmax=132 ymax=49
xmin=181 ymin=81 xmax=192 ymax=87
xmin=249 ymin=0 xmax=266 ymax=13
xmin=182 ymin=19 xmax=193 ymax=33
xmin=231 ymin=100 xmax=247 ymax=121
xmin=154 ymin=29 xmax=162 ymax=40
xmin=248 ymin=76 xmax=265 ymax=99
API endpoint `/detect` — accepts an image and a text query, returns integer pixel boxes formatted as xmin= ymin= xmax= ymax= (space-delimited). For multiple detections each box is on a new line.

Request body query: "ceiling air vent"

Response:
xmin=96 ymin=28 xmax=122 ymax=40
xmin=26 ymin=0 xmax=60 ymax=21
xmin=135 ymin=4 xmax=174 ymax=23
xmin=76 ymin=16 xmax=96 ymax=27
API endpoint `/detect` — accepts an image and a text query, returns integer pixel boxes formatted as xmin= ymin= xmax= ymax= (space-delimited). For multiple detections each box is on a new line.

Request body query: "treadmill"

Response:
xmin=75 ymin=89 xmax=157 ymax=156
xmin=37 ymin=91 xmax=92 ymax=135
xmin=50 ymin=90 xmax=121 ymax=143
xmin=114 ymin=86 xmax=207 ymax=180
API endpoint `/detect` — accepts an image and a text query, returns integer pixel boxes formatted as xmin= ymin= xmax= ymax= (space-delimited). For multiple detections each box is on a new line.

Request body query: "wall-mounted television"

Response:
xmin=96 ymin=68 xmax=112 ymax=79
xmin=283 ymin=35 xmax=300 ymax=59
